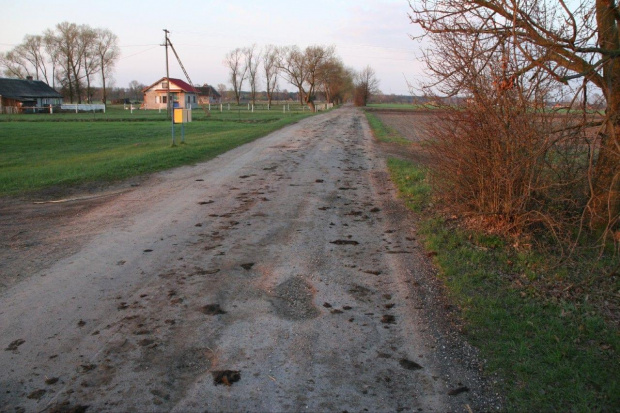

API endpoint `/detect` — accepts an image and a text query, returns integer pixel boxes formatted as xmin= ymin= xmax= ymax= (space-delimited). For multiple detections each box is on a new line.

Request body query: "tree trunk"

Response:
xmin=72 ymin=67 xmax=82 ymax=104
xmin=592 ymin=0 xmax=620 ymax=229
xmin=591 ymin=101 xmax=620 ymax=228
xmin=66 ymin=58 xmax=74 ymax=103
xmin=101 ymin=68 xmax=107 ymax=106
xmin=298 ymin=87 xmax=304 ymax=105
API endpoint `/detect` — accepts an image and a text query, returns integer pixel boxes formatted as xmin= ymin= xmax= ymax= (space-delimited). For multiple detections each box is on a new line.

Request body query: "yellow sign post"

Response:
xmin=172 ymin=108 xmax=192 ymax=144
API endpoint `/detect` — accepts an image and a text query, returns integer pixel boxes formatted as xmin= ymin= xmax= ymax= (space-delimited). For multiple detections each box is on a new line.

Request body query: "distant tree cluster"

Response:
xmin=223 ymin=44 xmax=378 ymax=109
xmin=353 ymin=66 xmax=380 ymax=107
xmin=0 ymin=22 xmax=120 ymax=104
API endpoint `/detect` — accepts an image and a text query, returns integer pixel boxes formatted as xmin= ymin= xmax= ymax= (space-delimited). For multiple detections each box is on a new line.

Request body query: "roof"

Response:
xmin=0 ymin=77 xmax=62 ymax=100
xmin=143 ymin=77 xmax=198 ymax=93
xmin=195 ymin=85 xmax=221 ymax=98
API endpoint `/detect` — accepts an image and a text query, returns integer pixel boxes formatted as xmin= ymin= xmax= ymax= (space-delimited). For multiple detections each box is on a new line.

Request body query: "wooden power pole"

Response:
xmin=163 ymin=29 xmax=175 ymax=145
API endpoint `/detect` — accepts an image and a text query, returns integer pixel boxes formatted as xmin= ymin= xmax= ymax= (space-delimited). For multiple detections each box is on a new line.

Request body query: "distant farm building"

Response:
xmin=142 ymin=77 xmax=198 ymax=109
xmin=195 ymin=84 xmax=221 ymax=105
xmin=0 ymin=77 xmax=63 ymax=113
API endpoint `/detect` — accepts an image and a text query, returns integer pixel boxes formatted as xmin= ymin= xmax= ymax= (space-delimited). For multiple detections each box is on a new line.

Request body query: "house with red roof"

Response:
xmin=142 ymin=77 xmax=198 ymax=109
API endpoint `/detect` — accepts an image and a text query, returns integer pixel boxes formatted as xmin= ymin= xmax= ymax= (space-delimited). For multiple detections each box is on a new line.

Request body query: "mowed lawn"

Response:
xmin=0 ymin=112 xmax=312 ymax=196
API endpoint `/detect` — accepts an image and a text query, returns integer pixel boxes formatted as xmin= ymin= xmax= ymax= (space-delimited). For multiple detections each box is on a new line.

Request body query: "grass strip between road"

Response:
xmin=0 ymin=111 xmax=312 ymax=196
xmin=377 ymin=134 xmax=618 ymax=410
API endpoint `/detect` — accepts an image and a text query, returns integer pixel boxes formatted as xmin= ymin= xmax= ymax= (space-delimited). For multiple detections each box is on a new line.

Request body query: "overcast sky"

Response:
xmin=1 ymin=0 xmax=427 ymax=95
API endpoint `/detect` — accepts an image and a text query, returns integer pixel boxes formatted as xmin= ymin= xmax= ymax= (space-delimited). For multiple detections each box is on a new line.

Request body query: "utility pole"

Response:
xmin=163 ymin=29 xmax=175 ymax=145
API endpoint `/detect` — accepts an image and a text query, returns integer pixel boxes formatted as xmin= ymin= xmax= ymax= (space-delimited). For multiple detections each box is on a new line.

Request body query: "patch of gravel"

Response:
xmin=270 ymin=276 xmax=320 ymax=321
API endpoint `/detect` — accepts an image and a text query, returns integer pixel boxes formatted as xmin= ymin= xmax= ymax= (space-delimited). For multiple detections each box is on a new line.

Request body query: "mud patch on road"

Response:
xmin=381 ymin=315 xmax=396 ymax=324
xmin=5 ymin=339 xmax=25 ymax=351
xmin=270 ymin=277 xmax=320 ymax=321
xmin=448 ymin=386 xmax=470 ymax=396
xmin=49 ymin=402 xmax=89 ymax=413
xmin=330 ymin=240 xmax=359 ymax=246
xmin=27 ymin=389 xmax=46 ymax=400
xmin=399 ymin=358 xmax=423 ymax=370
xmin=212 ymin=370 xmax=241 ymax=386
xmin=348 ymin=284 xmax=373 ymax=301
xmin=200 ymin=304 xmax=227 ymax=315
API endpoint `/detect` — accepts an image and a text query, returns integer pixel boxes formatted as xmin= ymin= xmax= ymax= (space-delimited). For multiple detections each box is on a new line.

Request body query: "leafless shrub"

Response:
xmin=405 ymin=0 xmax=620 ymax=257
xmin=421 ymin=55 xmax=610 ymax=254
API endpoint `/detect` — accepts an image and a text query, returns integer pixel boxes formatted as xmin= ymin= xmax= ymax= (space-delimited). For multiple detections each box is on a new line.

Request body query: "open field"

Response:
xmin=0 ymin=103 xmax=317 ymax=122
xmin=366 ymin=103 xmax=428 ymax=110
xmin=366 ymin=109 xmax=440 ymax=143
xmin=0 ymin=108 xmax=314 ymax=196
xmin=365 ymin=110 xmax=619 ymax=411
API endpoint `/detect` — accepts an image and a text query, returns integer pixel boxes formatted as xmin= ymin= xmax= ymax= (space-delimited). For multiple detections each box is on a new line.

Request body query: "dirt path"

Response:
xmin=0 ymin=107 xmax=499 ymax=412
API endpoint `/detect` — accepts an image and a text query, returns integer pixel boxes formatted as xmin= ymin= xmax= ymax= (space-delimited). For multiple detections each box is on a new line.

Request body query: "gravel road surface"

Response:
xmin=0 ymin=107 xmax=499 ymax=412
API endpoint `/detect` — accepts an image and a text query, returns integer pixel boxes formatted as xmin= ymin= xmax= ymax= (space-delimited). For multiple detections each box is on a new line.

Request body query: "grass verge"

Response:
xmin=385 ymin=153 xmax=619 ymax=410
xmin=0 ymin=112 xmax=312 ymax=196
xmin=364 ymin=111 xmax=411 ymax=145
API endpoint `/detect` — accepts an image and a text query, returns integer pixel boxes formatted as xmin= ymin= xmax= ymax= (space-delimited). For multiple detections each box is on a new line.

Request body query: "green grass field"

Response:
xmin=0 ymin=106 xmax=315 ymax=196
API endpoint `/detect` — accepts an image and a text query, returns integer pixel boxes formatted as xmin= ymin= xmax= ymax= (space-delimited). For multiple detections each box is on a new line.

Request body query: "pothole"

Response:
xmin=270 ymin=277 xmax=320 ymax=321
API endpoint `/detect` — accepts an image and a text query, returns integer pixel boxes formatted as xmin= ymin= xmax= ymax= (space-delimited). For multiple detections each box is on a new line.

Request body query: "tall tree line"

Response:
xmin=0 ymin=22 xmax=120 ymax=104
xmin=223 ymin=44 xmax=374 ymax=109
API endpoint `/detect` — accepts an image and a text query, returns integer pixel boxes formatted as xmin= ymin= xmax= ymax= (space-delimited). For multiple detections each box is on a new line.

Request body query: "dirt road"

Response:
xmin=0 ymin=107 xmax=499 ymax=412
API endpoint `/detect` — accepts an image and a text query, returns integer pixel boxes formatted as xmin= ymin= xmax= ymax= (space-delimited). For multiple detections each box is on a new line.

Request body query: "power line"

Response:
xmin=118 ymin=46 xmax=159 ymax=61
xmin=119 ymin=43 xmax=160 ymax=48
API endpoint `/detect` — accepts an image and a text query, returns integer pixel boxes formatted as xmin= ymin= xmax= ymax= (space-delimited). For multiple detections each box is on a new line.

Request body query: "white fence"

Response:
xmin=61 ymin=104 xmax=106 ymax=113
xmin=315 ymin=103 xmax=334 ymax=112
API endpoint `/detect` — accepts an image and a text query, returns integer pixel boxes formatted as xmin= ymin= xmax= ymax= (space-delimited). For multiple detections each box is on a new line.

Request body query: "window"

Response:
xmin=162 ymin=81 xmax=169 ymax=89
xmin=162 ymin=96 xmax=167 ymax=104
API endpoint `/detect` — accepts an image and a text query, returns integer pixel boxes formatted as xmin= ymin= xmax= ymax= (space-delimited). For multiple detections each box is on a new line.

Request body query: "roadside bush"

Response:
xmin=423 ymin=81 xmax=601 ymax=250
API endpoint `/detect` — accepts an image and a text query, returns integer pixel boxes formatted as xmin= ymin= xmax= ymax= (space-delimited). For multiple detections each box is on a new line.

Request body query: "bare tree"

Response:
xmin=44 ymin=22 xmax=93 ymax=103
xmin=0 ymin=35 xmax=49 ymax=82
xmin=316 ymin=57 xmax=354 ymax=105
xmin=408 ymin=0 xmax=619 ymax=230
xmin=278 ymin=45 xmax=335 ymax=111
xmin=128 ymin=80 xmax=145 ymax=102
xmin=43 ymin=31 xmax=60 ymax=89
xmin=304 ymin=45 xmax=335 ymax=110
xmin=1 ymin=24 xmax=119 ymax=103
xmin=217 ymin=83 xmax=228 ymax=101
xmin=277 ymin=46 xmax=306 ymax=106
xmin=80 ymin=26 xmax=98 ymax=103
xmin=44 ymin=22 xmax=80 ymax=102
xmin=244 ymin=44 xmax=260 ymax=105
xmin=262 ymin=44 xmax=279 ymax=107
xmin=354 ymin=65 xmax=380 ymax=106
xmin=224 ymin=48 xmax=247 ymax=104
xmin=0 ymin=50 xmax=30 ymax=79
xmin=94 ymin=28 xmax=119 ymax=105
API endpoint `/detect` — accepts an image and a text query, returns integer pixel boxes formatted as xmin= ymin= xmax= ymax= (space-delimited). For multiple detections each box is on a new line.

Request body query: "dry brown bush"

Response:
xmin=424 ymin=84 xmax=600 ymax=247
